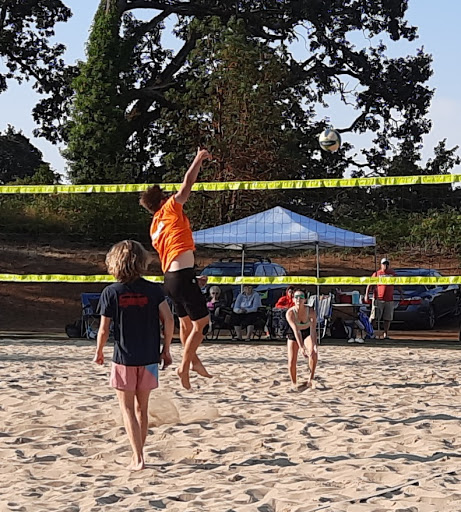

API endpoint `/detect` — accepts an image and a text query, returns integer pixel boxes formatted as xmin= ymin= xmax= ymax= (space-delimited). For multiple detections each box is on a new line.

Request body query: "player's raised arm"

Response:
xmin=175 ymin=147 xmax=212 ymax=205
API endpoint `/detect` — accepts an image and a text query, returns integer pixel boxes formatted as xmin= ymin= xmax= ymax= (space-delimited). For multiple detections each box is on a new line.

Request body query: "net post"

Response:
xmin=240 ymin=245 xmax=245 ymax=293
xmin=316 ymin=241 xmax=321 ymax=342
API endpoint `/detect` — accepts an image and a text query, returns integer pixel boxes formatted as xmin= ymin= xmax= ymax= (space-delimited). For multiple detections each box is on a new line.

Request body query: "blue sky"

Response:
xmin=0 ymin=0 xmax=460 ymax=178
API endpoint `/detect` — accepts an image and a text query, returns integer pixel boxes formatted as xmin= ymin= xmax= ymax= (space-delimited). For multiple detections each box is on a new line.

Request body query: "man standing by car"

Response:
xmin=365 ymin=258 xmax=403 ymax=339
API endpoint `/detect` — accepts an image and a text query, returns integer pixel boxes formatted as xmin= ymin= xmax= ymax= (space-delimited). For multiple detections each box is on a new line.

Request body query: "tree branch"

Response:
xmin=0 ymin=3 xmax=8 ymax=34
xmin=120 ymin=0 xmax=221 ymax=16
xmin=127 ymin=8 xmax=172 ymax=42
xmin=119 ymin=0 xmax=293 ymax=40
xmin=159 ymin=30 xmax=198 ymax=82
xmin=125 ymin=106 xmax=162 ymax=144
xmin=124 ymin=31 xmax=198 ymax=129
xmin=4 ymin=50 xmax=43 ymax=85
xmin=337 ymin=112 xmax=369 ymax=134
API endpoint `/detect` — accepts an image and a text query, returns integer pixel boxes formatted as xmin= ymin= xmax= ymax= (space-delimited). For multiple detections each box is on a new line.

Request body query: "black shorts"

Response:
xmin=231 ymin=311 xmax=258 ymax=328
xmin=163 ymin=267 xmax=209 ymax=321
xmin=287 ymin=327 xmax=310 ymax=341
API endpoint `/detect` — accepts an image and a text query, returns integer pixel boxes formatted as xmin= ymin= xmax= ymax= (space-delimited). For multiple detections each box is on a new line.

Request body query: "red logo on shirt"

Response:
xmin=119 ymin=293 xmax=149 ymax=308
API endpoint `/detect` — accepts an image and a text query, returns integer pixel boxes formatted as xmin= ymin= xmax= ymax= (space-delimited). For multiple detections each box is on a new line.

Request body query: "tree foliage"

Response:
xmin=27 ymin=0 xmax=460 ymax=251
xmin=0 ymin=0 xmax=73 ymax=120
xmin=59 ymin=0 xmax=446 ymax=187
xmin=0 ymin=126 xmax=50 ymax=184
xmin=159 ymin=18 xmax=327 ymax=224
xmin=63 ymin=0 xmax=130 ymax=184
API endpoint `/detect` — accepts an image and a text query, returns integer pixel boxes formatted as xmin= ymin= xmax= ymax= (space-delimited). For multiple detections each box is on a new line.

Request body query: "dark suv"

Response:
xmin=200 ymin=258 xmax=287 ymax=307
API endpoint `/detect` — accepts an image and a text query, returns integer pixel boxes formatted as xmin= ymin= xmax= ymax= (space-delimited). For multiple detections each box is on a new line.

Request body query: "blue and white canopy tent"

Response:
xmin=193 ymin=205 xmax=376 ymax=269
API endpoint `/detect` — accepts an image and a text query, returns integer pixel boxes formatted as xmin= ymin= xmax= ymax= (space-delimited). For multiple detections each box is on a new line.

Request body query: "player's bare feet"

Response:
xmin=177 ymin=367 xmax=191 ymax=390
xmin=128 ymin=457 xmax=145 ymax=471
xmin=192 ymin=360 xmax=212 ymax=378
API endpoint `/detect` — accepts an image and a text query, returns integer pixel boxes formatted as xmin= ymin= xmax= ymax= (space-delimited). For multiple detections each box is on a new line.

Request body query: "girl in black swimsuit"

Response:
xmin=285 ymin=288 xmax=318 ymax=389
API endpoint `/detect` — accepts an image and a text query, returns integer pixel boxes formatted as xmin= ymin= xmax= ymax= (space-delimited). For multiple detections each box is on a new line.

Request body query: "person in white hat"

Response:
xmin=364 ymin=258 xmax=403 ymax=339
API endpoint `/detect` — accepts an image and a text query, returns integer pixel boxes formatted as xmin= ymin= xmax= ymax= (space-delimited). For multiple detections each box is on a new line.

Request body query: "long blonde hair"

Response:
xmin=105 ymin=240 xmax=153 ymax=283
xmin=209 ymin=285 xmax=221 ymax=297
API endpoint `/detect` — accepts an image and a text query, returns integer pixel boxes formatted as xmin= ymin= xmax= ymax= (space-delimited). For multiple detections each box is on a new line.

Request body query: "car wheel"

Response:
xmin=419 ymin=305 xmax=436 ymax=330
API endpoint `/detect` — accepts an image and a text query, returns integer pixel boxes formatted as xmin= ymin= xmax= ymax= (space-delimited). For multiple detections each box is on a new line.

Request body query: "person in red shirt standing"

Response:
xmin=365 ymin=258 xmax=403 ymax=339
xmin=140 ymin=148 xmax=212 ymax=390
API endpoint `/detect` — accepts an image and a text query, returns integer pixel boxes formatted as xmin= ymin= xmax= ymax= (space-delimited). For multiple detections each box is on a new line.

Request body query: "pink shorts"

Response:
xmin=110 ymin=363 xmax=159 ymax=391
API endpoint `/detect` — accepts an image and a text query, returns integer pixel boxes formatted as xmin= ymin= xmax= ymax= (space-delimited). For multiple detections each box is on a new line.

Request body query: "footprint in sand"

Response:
xmin=96 ymin=494 xmax=122 ymax=505
xmin=67 ymin=447 xmax=85 ymax=457
xmin=148 ymin=499 xmax=167 ymax=509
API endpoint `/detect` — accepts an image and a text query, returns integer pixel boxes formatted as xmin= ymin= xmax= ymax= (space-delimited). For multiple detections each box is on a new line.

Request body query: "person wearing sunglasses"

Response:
xmin=206 ymin=286 xmax=223 ymax=312
xmin=285 ymin=288 xmax=318 ymax=389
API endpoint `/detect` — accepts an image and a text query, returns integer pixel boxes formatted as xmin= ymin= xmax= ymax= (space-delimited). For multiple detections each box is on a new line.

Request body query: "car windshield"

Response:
xmin=395 ymin=270 xmax=430 ymax=294
xmin=201 ymin=265 xmax=253 ymax=277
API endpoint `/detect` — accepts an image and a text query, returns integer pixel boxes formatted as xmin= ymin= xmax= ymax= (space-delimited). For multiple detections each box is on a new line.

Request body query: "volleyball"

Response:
xmin=319 ymin=128 xmax=341 ymax=152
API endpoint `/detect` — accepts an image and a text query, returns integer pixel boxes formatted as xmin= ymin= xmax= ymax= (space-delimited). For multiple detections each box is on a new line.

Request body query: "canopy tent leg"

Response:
xmin=374 ymin=245 xmax=380 ymax=337
xmin=240 ymin=245 xmax=245 ymax=293
xmin=316 ymin=242 xmax=321 ymax=343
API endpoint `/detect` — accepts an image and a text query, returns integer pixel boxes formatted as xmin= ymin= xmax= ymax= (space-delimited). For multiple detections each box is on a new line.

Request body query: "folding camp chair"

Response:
xmin=269 ymin=307 xmax=290 ymax=339
xmin=206 ymin=305 xmax=235 ymax=340
xmin=81 ymin=293 xmax=102 ymax=339
xmin=252 ymin=307 xmax=270 ymax=340
xmin=312 ymin=293 xmax=334 ymax=341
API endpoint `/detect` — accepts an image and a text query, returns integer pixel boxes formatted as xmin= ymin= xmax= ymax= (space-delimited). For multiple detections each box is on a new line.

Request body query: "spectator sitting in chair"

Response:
xmin=206 ymin=286 xmax=224 ymax=313
xmin=232 ymin=285 xmax=262 ymax=341
xmin=206 ymin=286 xmax=227 ymax=335
xmin=275 ymin=286 xmax=295 ymax=309
xmin=270 ymin=286 xmax=295 ymax=338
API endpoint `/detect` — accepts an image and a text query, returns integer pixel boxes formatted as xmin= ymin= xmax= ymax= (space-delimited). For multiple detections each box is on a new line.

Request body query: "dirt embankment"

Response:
xmin=0 ymin=242 xmax=459 ymax=331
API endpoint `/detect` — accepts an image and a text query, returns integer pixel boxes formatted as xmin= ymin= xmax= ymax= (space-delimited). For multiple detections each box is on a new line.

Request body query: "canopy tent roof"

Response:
xmin=193 ymin=206 xmax=376 ymax=250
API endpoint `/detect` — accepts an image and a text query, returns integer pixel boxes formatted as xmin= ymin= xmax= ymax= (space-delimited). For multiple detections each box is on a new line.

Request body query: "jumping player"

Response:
xmin=140 ymin=148 xmax=212 ymax=390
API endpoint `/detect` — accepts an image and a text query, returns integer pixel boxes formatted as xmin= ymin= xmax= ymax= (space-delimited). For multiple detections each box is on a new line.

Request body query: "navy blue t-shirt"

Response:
xmin=97 ymin=278 xmax=166 ymax=366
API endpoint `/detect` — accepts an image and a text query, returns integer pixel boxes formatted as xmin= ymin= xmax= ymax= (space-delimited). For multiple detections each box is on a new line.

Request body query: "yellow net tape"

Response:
xmin=0 ymin=174 xmax=459 ymax=194
xmin=1 ymin=274 xmax=460 ymax=285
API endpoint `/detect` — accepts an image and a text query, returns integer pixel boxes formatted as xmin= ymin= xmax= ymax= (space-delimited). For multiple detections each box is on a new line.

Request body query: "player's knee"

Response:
xmin=191 ymin=316 xmax=208 ymax=332
xmin=180 ymin=316 xmax=192 ymax=329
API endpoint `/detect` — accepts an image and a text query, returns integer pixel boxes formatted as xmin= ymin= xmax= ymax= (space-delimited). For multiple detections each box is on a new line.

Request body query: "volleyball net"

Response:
xmin=1 ymin=173 xmax=460 ymax=333
xmin=1 ymin=174 xmax=460 ymax=286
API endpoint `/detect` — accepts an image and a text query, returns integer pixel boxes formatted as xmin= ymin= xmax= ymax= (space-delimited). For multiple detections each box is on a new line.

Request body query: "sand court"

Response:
xmin=1 ymin=336 xmax=461 ymax=511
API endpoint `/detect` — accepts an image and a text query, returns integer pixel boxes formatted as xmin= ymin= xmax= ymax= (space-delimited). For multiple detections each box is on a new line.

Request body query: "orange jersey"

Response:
xmin=150 ymin=196 xmax=195 ymax=273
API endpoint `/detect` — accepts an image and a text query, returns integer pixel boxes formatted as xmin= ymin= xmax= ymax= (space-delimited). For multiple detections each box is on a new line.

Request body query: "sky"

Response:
xmin=0 ymin=0 xmax=460 ymax=179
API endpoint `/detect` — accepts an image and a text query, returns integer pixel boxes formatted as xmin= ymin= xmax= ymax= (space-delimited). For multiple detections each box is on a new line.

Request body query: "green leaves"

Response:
xmin=0 ymin=126 xmax=49 ymax=185
xmin=0 ymin=1 xmax=71 ymax=95
xmin=65 ymin=0 xmax=130 ymax=184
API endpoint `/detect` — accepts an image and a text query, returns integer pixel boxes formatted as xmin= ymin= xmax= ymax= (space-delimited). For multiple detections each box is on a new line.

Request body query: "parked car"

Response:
xmin=366 ymin=268 xmax=460 ymax=330
xmin=200 ymin=257 xmax=288 ymax=307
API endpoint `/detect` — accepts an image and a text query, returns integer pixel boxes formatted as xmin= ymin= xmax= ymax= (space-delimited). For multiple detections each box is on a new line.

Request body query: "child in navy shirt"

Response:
xmin=93 ymin=240 xmax=174 ymax=471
